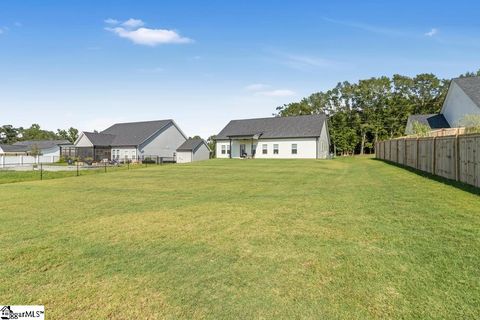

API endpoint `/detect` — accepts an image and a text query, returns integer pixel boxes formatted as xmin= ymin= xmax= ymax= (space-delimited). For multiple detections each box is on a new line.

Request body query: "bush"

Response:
xmin=142 ymin=157 xmax=156 ymax=164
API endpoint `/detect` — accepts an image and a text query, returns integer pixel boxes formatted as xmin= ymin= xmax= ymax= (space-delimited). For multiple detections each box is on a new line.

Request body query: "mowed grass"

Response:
xmin=0 ymin=157 xmax=479 ymax=319
xmin=0 ymin=163 xmax=152 ymax=184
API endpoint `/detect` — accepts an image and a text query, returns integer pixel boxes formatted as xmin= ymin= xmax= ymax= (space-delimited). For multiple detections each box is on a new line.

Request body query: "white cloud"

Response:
xmin=425 ymin=28 xmax=438 ymax=37
xmin=104 ymin=18 xmax=119 ymax=25
xmin=256 ymin=89 xmax=296 ymax=97
xmin=105 ymin=18 xmax=192 ymax=46
xmin=245 ymin=83 xmax=270 ymax=91
xmin=122 ymin=18 xmax=144 ymax=28
xmin=107 ymin=27 xmax=192 ymax=45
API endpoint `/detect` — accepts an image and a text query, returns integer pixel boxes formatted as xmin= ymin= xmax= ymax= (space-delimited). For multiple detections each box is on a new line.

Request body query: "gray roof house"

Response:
xmin=176 ymin=138 xmax=210 ymax=163
xmin=0 ymin=139 xmax=73 ymax=157
xmin=405 ymin=114 xmax=451 ymax=134
xmin=406 ymin=76 xmax=480 ymax=134
xmin=74 ymin=120 xmax=187 ymax=162
xmin=0 ymin=144 xmax=30 ymax=155
xmin=215 ymin=114 xmax=330 ymax=159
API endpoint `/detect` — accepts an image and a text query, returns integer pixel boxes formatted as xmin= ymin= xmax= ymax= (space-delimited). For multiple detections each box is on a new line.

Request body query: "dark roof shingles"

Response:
xmin=176 ymin=138 xmax=206 ymax=151
xmin=0 ymin=144 xmax=29 ymax=152
xmin=216 ymin=114 xmax=327 ymax=140
xmin=13 ymin=140 xmax=71 ymax=149
xmin=406 ymin=114 xmax=450 ymax=134
xmin=101 ymin=120 xmax=172 ymax=146
xmin=453 ymin=77 xmax=480 ymax=108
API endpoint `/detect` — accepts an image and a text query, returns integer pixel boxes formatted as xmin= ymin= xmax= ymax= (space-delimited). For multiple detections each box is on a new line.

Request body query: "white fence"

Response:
xmin=0 ymin=155 xmax=60 ymax=169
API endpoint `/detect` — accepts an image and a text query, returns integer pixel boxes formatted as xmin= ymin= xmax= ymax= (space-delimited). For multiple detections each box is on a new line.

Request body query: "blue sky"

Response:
xmin=1 ymin=0 xmax=479 ymax=138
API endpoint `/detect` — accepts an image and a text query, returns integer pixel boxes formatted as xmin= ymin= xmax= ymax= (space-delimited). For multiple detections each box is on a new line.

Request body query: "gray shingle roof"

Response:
xmin=177 ymin=138 xmax=207 ymax=152
xmin=0 ymin=144 xmax=29 ymax=153
xmin=102 ymin=120 xmax=173 ymax=146
xmin=405 ymin=114 xmax=450 ymax=134
xmin=83 ymin=132 xmax=116 ymax=146
xmin=453 ymin=77 xmax=480 ymax=108
xmin=216 ymin=114 xmax=327 ymax=140
xmin=13 ymin=140 xmax=71 ymax=150
xmin=81 ymin=120 xmax=175 ymax=147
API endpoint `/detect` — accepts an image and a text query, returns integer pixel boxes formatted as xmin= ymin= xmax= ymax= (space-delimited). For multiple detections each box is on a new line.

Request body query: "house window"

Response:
xmin=262 ymin=144 xmax=268 ymax=154
xmin=273 ymin=144 xmax=279 ymax=154
xmin=221 ymin=145 xmax=226 ymax=154
xmin=291 ymin=144 xmax=297 ymax=154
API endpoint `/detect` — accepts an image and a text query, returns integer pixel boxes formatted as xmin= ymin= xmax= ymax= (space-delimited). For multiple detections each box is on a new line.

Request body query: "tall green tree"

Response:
xmin=275 ymin=72 xmax=460 ymax=155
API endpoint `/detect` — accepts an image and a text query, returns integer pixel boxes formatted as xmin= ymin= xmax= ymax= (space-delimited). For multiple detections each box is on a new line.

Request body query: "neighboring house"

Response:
xmin=176 ymin=138 xmax=210 ymax=163
xmin=0 ymin=144 xmax=29 ymax=155
xmin=12 ymin=140 xmax=73 ymax=157
xmin=405 ymin=114 xmax=450 ymax=135
xmin=405 ymin=77 xmax=480 ymax=134
xmin=215 ymin=114 xmax=330 ymax=159
xmin=74 ymin=120 xmax=187 ymax=162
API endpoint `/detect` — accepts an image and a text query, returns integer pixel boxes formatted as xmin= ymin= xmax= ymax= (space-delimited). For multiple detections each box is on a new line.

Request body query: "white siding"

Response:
xmin=41 ymin=146 xmax=60 ymax=157
xmin=176 ymin=151 xmax=192 ymax=163
xmin=317 ymin=122 xmax=330 ymax=159
xmin=441 ymin=81 xmax=480 ymax=127
xmin=177 ymin=144 xmax=210 ymax=163
xmin=217 ymin=138 xmax=319 ymax=159
xmin=111 ymin=147 xmax=137 ymax=161
xmin=139 ymin=123 xmax=186 ymax=157
xmin=216 ymin=140 xmax=231 ymax=158
xmin=255 ymin=138 xmax=318 ymax=159
xmin=75 ymin=133 xmax=93 ymax=147
xmin=193 ymin=143 xmax=210 ymax=161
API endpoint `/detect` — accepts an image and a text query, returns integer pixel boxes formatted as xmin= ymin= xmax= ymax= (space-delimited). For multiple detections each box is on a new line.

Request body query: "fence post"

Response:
xmin=40 ymin=163 xmax=43 ymax=181
xmin=76 ymin=161 xmax=79 ymax=176
xmin=432 ymin=137 xmax=437 ymax=175
xmin=160 ymin=157 xmax=163 ymax=166
xmin=396 ymin=139 xmax=399 ymax=163
xmin=104 ymin=162 xmax=107 ymax=173
xmin=416 ymin=138 xmax=420 ymax=169
xmin=455 ymin=134 xmax=460 ymax=181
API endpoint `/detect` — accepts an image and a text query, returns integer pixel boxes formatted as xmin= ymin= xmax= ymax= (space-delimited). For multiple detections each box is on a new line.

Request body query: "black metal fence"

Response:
xmin=0 ymin=156 xmax=176 ymax=182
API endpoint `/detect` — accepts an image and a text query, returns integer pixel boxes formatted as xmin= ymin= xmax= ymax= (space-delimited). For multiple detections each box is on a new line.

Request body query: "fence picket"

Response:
xmin=376 ymin=133 xmax=480 ymax=188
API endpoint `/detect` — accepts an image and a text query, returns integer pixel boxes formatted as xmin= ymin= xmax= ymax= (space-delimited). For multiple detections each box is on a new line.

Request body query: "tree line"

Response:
xmin=275 ymin=70 xmax=480 ymax=155
xmin=0 ymin=124 xmax=79 ymax=144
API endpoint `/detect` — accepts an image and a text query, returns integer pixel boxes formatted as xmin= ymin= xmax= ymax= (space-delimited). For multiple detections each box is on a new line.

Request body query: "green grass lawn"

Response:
xmin=0 ymin=157 xmax=479 ymax=319
xmin=0 ymin=163 xmax=151 ymax=184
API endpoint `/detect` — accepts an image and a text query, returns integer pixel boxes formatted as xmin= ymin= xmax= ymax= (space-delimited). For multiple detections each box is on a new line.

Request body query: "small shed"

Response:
xmin=176 ymin=138 xmax=210 ymax=163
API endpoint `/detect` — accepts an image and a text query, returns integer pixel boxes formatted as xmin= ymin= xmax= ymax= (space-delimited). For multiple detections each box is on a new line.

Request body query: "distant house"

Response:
xmin=176 ymin=138 xmax=210 ymax=163
xmin=12 ymin=140 xmax=73 ymax=157
xmin=0 ymin=144 xmax=29 ymax=155
xmin=405 ymin=77 xmax=480 ymax=134
xmin=74 ymin=120 xmax=187 ymax=162
xmin=405 ymin=114 xmax=450 ymax=135
xmin=215 ymin=114 xmax=330 ymax=159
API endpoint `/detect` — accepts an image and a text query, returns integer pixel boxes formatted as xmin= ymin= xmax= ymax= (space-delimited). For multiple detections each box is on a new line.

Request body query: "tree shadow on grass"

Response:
xmin=371 ymin=158 xmax=480 ymax=196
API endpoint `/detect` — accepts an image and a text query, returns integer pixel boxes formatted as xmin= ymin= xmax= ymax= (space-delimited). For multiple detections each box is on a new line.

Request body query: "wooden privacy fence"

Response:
xmin=375 ymin=134 xmax=480 ymax=188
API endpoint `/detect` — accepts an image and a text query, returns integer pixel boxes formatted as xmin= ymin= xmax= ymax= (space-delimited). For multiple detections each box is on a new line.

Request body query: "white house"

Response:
xmin=176 ymin=138 xmax=210 ymax=163
xmin=405 ymin=76 xmax=480 ymax=134
xmin=215 ymin=114 xmax=330 ymax=159
xmin=12 ymin=140 xmax=73 ymax=157
xmin=74 ymin=119 xmax=187 ymax=162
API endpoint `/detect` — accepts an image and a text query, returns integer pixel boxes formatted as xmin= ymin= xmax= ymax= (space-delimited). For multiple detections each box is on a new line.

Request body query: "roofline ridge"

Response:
xmin=230 ymin=114 xmax=326 ymax=122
